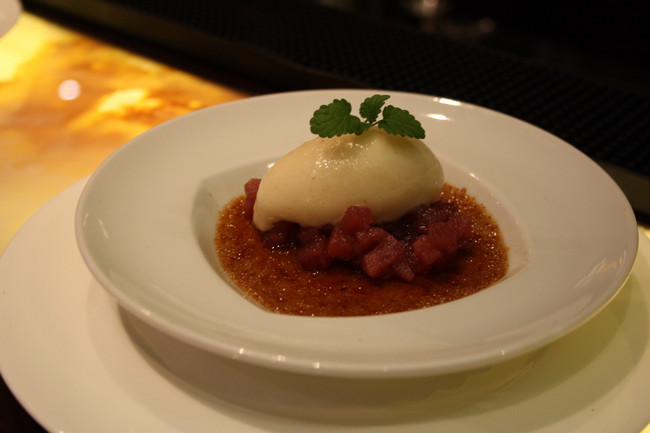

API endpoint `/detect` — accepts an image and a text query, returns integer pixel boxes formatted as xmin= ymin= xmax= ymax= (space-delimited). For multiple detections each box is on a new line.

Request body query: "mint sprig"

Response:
xmin=310 ymin=95 xmax=425 ymax=139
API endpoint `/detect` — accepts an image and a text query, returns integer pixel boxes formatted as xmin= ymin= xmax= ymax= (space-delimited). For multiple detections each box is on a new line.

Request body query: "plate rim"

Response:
xmin=75 ymin=89 xmax=639 ymax=377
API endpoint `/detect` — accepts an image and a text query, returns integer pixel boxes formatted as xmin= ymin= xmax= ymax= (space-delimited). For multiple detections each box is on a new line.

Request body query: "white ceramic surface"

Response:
xmin=0 ymin=0 xmax=20 ymax=37
xmin=75 ymin=90 xmax=638 ymax=377
xmin=1 ymin=180 xmax=649 ymax=432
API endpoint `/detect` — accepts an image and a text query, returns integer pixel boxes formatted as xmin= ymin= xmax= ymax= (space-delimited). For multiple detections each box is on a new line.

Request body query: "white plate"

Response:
xmin=2 ymin=180 xmax=650 ymax=432
xmin=75 ymin=90 xmax=638 ymax=377
xmin=0 ymin=0 xmax=20 ymax=38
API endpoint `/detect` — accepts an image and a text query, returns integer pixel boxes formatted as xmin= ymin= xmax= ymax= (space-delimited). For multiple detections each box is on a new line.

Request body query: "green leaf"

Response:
xmin=310 ymin=99 xmax=364 ymax=137
xmin=309 ymin=95 xmax=425 ymax=139
xmin=377 ymin=105 xmax=426 ymax=139
xmin=359 ymin=94 xmax=389 ymax=124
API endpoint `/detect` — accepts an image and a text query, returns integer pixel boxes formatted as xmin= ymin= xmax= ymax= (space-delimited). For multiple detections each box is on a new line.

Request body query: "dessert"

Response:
xmin=253 ymin=126 xmax=444 ymax=232
xmin=215 ymin=95 xmax=508 ymax=316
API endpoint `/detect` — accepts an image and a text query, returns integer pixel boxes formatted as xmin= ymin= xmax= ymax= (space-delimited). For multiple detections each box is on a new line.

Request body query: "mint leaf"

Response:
xmin=310 ymin=99 xmax=365 ymax=137
xmin=377 ymin=105 xmax=425 ymax=139
xmin=359 ymin=94 xmax=389 ymax=124
xmin=309 ymin=95 xmax=425 ymax=139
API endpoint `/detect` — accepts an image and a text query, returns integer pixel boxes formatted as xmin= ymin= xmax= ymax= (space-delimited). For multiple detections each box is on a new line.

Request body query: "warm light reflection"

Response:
xmin=0 ymin=12 xmax=251 ymax=252
xmin=57 ymin=79 xmax=81 ymax=100
xmin=427 ymin=113 xmax=450 ymax=121
xmin=96 ymin=88 xmax=158 ymax=114
xmin=97 ymin=218 xmax=110 ymax=240
xmin=438 ymin=97 xmax=462 ymax=106
xmin=575 ymin=256 xmax=624 ymax=288
xmin=0 ymin=14 xmax=72 ymax=81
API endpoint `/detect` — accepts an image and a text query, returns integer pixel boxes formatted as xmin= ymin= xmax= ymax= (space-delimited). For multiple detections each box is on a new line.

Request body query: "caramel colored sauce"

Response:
xmin=215 ymin=184 xmax=508 ymax=316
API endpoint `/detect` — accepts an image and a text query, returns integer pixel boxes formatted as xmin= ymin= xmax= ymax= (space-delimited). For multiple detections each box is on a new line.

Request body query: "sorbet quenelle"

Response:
xmin=253 ymin=126 xmax=444 ymax=231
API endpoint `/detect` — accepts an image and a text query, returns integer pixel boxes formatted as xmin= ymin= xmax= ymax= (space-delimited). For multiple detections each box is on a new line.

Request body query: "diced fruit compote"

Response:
xmin=244 ymin=178 xmax=472 ymax=282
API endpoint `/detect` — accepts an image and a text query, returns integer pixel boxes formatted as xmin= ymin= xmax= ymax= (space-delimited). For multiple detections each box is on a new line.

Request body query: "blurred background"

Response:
xmin=21 ymin=0 xmax=649 ymax=93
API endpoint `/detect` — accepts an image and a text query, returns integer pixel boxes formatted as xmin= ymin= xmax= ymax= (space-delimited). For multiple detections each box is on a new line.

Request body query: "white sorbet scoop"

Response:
xmin=253 ymin=126 xmax=444 ymax=231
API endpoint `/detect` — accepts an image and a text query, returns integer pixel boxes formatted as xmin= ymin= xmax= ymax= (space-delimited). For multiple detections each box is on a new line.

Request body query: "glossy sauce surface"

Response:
xmin=215 ymin=184 xmax=508 ymax=316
